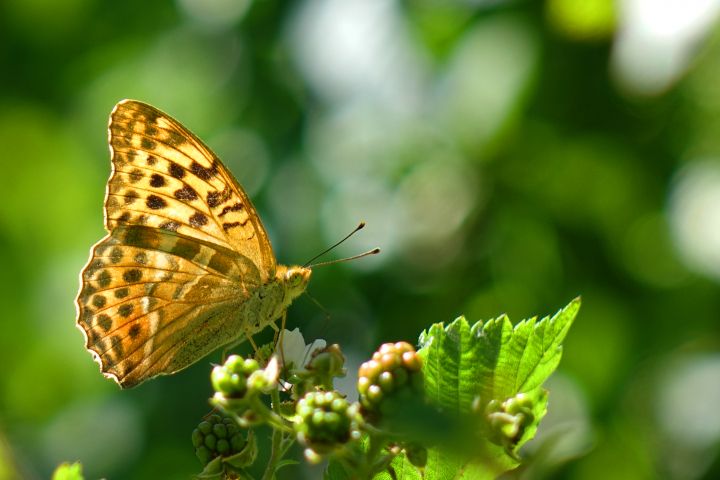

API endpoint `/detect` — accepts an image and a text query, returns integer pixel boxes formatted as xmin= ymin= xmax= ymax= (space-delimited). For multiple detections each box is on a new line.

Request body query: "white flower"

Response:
xmin=278 ymin=328 xmax=326 ymax=373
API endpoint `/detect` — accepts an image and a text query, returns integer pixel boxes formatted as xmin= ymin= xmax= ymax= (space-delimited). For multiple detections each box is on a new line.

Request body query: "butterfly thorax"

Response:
xmin=238 ymin=265 xmax=311 ymax=336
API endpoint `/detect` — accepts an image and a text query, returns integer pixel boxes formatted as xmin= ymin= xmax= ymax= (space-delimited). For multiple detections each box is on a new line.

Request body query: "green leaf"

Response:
xmin=325 ymin=457 xmax=351 ymax=480
xmin=372 ymin=452 xmax=423 ymax=480
xmin=419 ymin=297 xmax=579 ymax=408
xmin=196 ymin=457 xmax=224 ymax=479
xmin=52 ymin=463 xmax=85 ymax=480
xmin=416 ymin=298 xmax=580 ymax=479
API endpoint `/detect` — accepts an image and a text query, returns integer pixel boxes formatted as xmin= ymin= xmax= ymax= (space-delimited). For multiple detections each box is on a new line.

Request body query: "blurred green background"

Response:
xmin=2 ymin=0 xmax=720 ymax=478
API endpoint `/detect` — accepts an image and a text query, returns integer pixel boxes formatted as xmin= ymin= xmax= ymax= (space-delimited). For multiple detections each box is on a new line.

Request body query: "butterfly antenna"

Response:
xmin=303 ymin=222 xmax=369 ymax=268
xmin=307 ymin=248 xmax=380 ymax=268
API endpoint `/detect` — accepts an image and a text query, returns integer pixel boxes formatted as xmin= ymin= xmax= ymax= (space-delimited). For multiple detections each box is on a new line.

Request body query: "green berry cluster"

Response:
xmin=211 ymin=355 xmax=260 ymax=399
xmin=357 ymin=342 xmax=423 ymax=413
xmin=295 ymin=390 xmax=360 ymax=455
xmin=486 ymin=393 xmax=535 ymax=447
xmin=192 ymin=414 xmax=248 ymax=466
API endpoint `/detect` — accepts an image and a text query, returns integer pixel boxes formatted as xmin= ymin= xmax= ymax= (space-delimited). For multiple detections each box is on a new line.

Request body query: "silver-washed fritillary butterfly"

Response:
xmin=76 ymin=100 xmax=311 ymax=388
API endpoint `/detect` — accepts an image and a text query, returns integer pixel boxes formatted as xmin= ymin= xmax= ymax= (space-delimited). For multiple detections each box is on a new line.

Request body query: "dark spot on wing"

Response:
xmin=123 ymin=190 xmax=139 ymax=205
xmin=134 ymin=252 xmax=148 ymax=265
xmin=169 ymin=161 xmax=185 ymax=179
xmin=160 ymin=221 xmax=180 ymax=232
xmin=123 ymin=269 xmax=142 ymax=283
xmin=174 ymin=185 xmax=198 ymax=201
xmin=218 ymin=202 xmax=243 ymax=217
xmin=97 ymin=270 xmax=112 ymax=288
xmin=190 ymin=161 xmax=218 ymax=180
xmin=189 ymin=213 xmax=208 ymax=228
xmin=129 ymin=324 xmax=141 ymax=339
xmin=97 ymin=314 xmax=112 ymax=332
xmin=167 ymin=130 xmax=186 ymax=146
xmin=118 ymin=303 xmax=134 ymax=317
xmin=149 ymin=174 xmax=165 ymax=188
xmin=146 ymin=195 xmax=166 ymax=210
xmin=92 ymin=295 xmax=107 ymax=308
xmin=223 ymin=222 xmax=241 ymax=232
xmin=128 ymin=169 xmax=143 ymax=184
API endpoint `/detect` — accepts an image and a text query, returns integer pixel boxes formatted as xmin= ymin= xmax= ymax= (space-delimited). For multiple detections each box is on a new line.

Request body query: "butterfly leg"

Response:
xmin=274 ymin=311 xmax=288 ymax=367
xmin=245 ymin=331 xmax=260 ymax=353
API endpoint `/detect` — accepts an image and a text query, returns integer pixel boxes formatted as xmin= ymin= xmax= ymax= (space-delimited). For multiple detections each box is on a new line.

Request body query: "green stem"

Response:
xmin=260 ymin=389 xmax=290 ymax=480
xmin=247 ymin=396 xmax=294 ymax=434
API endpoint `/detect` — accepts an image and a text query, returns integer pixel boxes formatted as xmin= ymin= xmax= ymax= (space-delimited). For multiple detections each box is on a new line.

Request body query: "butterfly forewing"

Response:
xmin=106 ymin=100 xmax=276 ymax=275
xmin=77 ymin=100 xmax=281 ymax=387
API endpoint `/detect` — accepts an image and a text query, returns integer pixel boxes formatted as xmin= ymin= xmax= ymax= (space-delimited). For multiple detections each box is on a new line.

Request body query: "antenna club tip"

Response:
xmin=358 ymin=221 xmax=366 ymax=229
xmin=371 ymin=248 xmax=381 ymax=254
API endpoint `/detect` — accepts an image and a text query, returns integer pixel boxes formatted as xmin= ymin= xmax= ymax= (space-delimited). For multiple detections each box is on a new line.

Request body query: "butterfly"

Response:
xmin=76 ymin=100 xmax=311 ymax=388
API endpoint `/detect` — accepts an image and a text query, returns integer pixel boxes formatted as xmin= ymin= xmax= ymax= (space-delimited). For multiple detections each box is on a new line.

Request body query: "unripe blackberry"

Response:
xmin=211 ymin=355 xmax=260 ymax=399
xmin=295 ymin=390 xmax=361 ymax=455
xmin=357 ymin=342 xmax=423 ymax=414
xmin=191 ymin=414 xmax=248 ymax=466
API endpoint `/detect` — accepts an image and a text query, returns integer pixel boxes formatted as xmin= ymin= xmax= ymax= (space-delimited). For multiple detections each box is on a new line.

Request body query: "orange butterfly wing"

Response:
xmin=76 ymin=100 xmax=278 ymax=387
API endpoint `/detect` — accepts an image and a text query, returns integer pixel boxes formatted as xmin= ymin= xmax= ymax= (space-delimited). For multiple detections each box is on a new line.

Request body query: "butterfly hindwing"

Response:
xmin=77 ymin=225 xmax=263 ymax=387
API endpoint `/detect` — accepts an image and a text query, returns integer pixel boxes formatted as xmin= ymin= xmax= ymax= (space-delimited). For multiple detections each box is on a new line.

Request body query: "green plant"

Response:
xmin=190 ymin=298 xmax=580 ymax=479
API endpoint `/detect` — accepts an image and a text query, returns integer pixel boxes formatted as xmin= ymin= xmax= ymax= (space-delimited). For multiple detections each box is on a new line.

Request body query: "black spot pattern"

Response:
xmin=167 ymin=130 xmax=186 ymax=146
xmin=190 ymin=161 xmax=217 ymax=180
xmin=160 ymin=221 xmax=180 ymax=232
xmin=124 ymin=190 xmax=139 ymax=205
xmin=189 ymin=213 xmax=208 ymax=228
xmin=97 ymin=270 xmax=112 ymax=288
xmin=149 ymin=174 xmax=165 ymax=188
xmin=92 ymin=295 xmax=107 ymax=308
xmin=146 ymin=195 xmax=166 ymax=210
xmin=118 ymin=303 xmax=133 ymax=317
xmin=115 ymin=287 xmax=129 ymax=299
xmin=223 ymin=222 xmax=241 ymax=232
xmin=218 ymin=202 xmax=243 ymax=217
xmin=110 ymin=335 xmax=123 ymax=359
xmin=128 ymin=169 xmax=143 ymax=183
xmin=129 ymin=324 xmax=141 ymax=339
xmin=109 ymin=247 xmax=123 ymax=264
xmin=174 ymin=185 xmax=198 ymax=201
xmin=207 ymin=191 xmax=222 ymax=207
xmin=169 ymin=162 xmax=185 ymax=179
xmin=123 ymin=269 xmax=142 ymax=282
xmin=97 ymin=314 xmax=112 ymax=332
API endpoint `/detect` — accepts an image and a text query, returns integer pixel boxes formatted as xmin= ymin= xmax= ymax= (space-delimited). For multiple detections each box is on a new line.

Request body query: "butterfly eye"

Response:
xmin=286 ymin=270 xmax=300 ymax=285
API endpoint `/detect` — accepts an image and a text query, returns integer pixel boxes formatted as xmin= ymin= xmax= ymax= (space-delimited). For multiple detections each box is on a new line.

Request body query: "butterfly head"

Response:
xmin=280 ymin=265 xmax=312 ymax=300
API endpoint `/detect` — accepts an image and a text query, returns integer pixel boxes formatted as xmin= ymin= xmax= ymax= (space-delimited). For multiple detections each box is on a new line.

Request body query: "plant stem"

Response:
xmin=260 ymin=389 xmax=289 ymax=480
